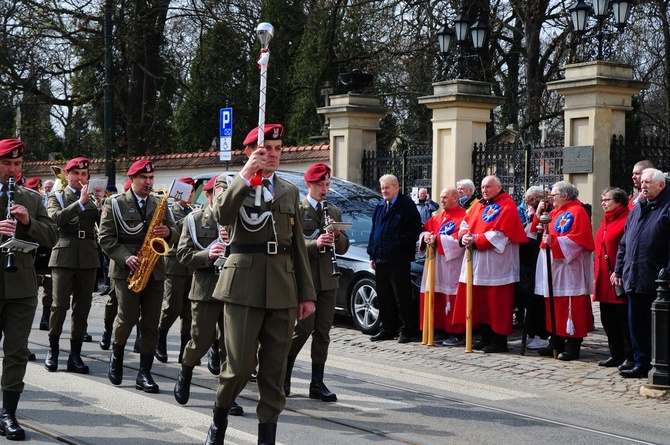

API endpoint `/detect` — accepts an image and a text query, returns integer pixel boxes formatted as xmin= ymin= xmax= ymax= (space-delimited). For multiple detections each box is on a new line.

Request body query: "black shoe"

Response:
xmin=82 ymin=333 xmax=92 ymax=342
xmin=44 ymin=348 xmax=59 ymax=372
xmin=39 ymin=320 xmax=49 ymax=331
xmin=99 ymin=285 xmax=111 ymax=296
xmin=136 ymin=370 xmax=160 ymax=393
xmin=205 ymin=406 xmax=229 ymax=445
xmin=174 ymin=365 xmax=194 ymax=405
xmin=309 ymin=381 xmax=337 ymax=402
xmin=99 ymin=330 xmax=112 ymax=351
xmin=482 ymin=344 xmax=508 ymax=353
xmin=249 ymin=368 xmax=258 ymax=383
xmin=27 ymin=349 xmax=36 ymax=361
xmin=473 ymin=340 xmax=490 ymax=351
xmin=618 ymin=360 xmax=636 ymax=371
xmin=557 ymin=351 xmax=580 ymax=361
xmin=133 ymin=340 xmax=140 ymax=354
xmin=208 ymin=350 xmax=220 ymax=376
xmin=370 ymin=331 xmax=396 ymax=342
xmin=0 ymin=409 xmax=25 ymax=441
xmin=598 ymin=357 xmax=624 ymax=367
xmin=108 ymin=345 xmax=124 ymax=385
xmin=229 ymin=401 xmax=244 ymax=416
xmin=67 ymin=355 xmax=90 ymax=374
xmin=619 ymin=364 xmax=651 ymax=379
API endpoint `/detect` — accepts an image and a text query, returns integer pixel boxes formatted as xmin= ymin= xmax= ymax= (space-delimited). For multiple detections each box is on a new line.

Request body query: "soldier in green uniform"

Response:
xmin=173 ymin=175 xmax=243 ymax=415
xmin=0 ymin=139 xmax=59 ymax=441
xmin=98 ymin=159 xmax=178 ymax=393
xmin=284 ymin=163 xmax=349 ymax=402
xmin=44 ymin=157 xmax=105 ymax=374
xmin=204 ymin=124 xmax=316 ymax=445
xmin=155 ymin=177 xmax=195 ymax=364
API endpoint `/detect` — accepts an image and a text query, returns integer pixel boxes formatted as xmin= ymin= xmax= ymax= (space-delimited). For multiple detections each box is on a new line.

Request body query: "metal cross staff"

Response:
xmin=252 ymin=22 xmax=274 ymax=210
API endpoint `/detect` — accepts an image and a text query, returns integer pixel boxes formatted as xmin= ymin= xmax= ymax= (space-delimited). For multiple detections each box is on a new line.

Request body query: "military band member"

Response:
xmin=204 ymin=124 xmax=316 ymax=445
xmin=0 ymin=139 xmax=58 ymax=441
xmin=173 ymin=175 xmax=243 ymax=415
xmin=44 ymin=157 xmax=104 ymax=374
xmin=98 ymin=159 xmax=178 ymax=393
xmin=155 ymin=177 xmax=195 ymax=364
xmin=284 ymin=163 xmax=349 ymax=402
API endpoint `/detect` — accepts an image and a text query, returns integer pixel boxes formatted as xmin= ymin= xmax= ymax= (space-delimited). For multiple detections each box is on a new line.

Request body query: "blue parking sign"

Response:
xmin=220 ymin=108 xmax=233 ymax=137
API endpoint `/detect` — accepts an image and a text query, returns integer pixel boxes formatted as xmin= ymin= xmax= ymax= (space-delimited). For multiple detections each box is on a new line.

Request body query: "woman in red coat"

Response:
xmin=593 ymin=187 xmax=634 ymax=368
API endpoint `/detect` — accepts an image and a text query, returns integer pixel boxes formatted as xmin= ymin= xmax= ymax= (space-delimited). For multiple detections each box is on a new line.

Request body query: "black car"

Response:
xmin=192 ymin=171 xmax=422 ymax=334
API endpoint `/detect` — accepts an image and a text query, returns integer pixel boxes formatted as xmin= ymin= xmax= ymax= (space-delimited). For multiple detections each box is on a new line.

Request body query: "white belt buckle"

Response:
xmin=267 ymin=242 xmax=277 ymax=255
xmin=78 ymin=230 xmax=86 ymax=239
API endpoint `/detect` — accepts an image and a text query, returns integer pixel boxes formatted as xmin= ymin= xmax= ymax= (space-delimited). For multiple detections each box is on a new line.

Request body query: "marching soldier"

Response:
xmin=0 ymin=139 xmax=58 ymax=441
xmin=155 ymin=177 xmax=195 ymax=364
xmin=284 ymin=163 xmax=349 ymax=402
xmin=98 ymin=159 xmax=178 ymax=393
xmin=45 ymin=157 xmax=104 ymax=373
xmin=204 ymin=124 xmax=316 ymax=445
xmin=173 ymin=175 xmax=243 ymax=415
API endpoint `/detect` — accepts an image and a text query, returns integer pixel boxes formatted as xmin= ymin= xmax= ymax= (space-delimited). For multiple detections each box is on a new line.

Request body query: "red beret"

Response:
xmin=25 ymin=177 xmax=42 ymax=190
xmin=203 ymin=176 xmax=217 ymax=192
xmin=305 ymin=163 xmax=331 ymax=182
xmin=65 ymin=157 xmax=90 ymax=171
xmin=127 ymin=159 xmax=154 ymax=177
xmin=178 ymin=177 xmax=194 ymax=187
xmin=15 ymin=173 xmax=25 ymax=185
xmin=123 ymin=179 xmax=132 ymax=192
xmin=0 ymin=139 xmax=25 ymax=159
xmin=242 ymin=123 xmax=284 ymax=146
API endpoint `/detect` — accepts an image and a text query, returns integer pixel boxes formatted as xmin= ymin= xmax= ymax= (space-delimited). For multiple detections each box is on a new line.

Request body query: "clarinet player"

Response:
xmin=284 ymin=163 xmax=349 ymax=402
xmin=0 ymin=139 xmax=58 ymax=441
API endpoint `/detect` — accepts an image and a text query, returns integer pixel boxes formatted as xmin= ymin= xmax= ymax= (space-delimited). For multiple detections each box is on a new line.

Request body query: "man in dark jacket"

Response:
xmin=367 ymin=174 xmax=422 ymax=343
xmin=614 ymin=168 xmax=670 ymax=379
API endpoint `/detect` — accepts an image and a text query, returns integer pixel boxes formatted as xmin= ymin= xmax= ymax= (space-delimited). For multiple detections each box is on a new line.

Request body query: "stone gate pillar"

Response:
xmin=547 ymin=61 xmax=649 ymax=226
xmin=418 ymin=80 xmax=503 ymax=195
xmin=317 ymin=93 xmax=390 ymax=183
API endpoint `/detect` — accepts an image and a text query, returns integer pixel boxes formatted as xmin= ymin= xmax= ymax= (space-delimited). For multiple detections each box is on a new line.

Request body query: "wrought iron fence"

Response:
xmin=473 ymin=138 xmax=564 ymax=204
xmin=362 ymin=147 xmax=433 ymax=196
xmin=610 ymin=134 xmax=670 ymax=194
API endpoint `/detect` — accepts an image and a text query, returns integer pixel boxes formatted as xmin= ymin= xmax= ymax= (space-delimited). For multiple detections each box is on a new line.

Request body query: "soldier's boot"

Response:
xmin=207 ymin=340 xmax=220 ymax=375
xmin=538 ymin=335 xmax=566 ymax=357
xmin=283 ymin=355 xmax=296 ymax=397
xmin=558 ymin=338 xmax=582 ymax=362
xmin=108 ymin=344 xmax=124 ymax=385
xmin=258 ymin=423 xmax=277 ymax=445
xmin=39 ymin=305 xmax=49 ymax=331
xmin=136 ymin=354 xmax=159 ymax=393
xmin=67 ymin=339 xmax=90 ymax=374
xmin=133 ymin=326 xmax=141 ymax=353
xmin=99 ymin=318 xmax=113 ymax=351
xmin=44 ymin=335 xmax=60 ymax=372
xmin=178 ymin=333 xmax=191 ymax=364
xmin=174 ymin=364 xmax=194 ymax=405
xmin=155 ymin=329 xmax=169 ymax=363
xmin=308 ymin=363 xmax=337 ymax=402
xmin=0 ymin=391 xmax=25 ymax=440
xmin=204 ymin=406 xmax=229 ymax=445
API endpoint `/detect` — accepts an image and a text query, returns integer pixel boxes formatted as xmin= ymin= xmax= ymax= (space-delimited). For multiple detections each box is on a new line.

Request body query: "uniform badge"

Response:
xmin=439 ymin=221 xmax=457 ymax=236
xmin=482 ymin=203 xmax=502 ymax=223
xmin=101 ymin=209 xmax=107 ymax=219
xmin=554 ymin=212 xmax=574 ymax=234
xmin=290 ymin=217 xmax=294 ymax=226
xmin=181 ymin=226 xmax=187 ymax=236
xmin=48 ymin=198 xmax=58 ymax=207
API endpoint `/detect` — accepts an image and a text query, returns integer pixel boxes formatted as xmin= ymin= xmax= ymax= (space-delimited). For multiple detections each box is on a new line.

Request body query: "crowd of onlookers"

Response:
xmin=371 ymin=160 xmax=665 ymax=381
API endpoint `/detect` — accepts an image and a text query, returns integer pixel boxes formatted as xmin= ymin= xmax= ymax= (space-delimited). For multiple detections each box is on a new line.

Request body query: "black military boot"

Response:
xmin=204 ymin=405 xmax=229 ymax=445
xmin=174 ymin=364 xmax=194 ymax=405
xmin=558 ymin=338 xmax=582 ymax=361
xmin=207 ymin=340 xmax=220 ymax=375
xmin=258 ymin=423 xmax=277 ymax=445
xmin=67 ymin=339 xmax=90 ymax=374
xmin=309 ymin=363 xmax=337 ymax=402
xmin=538 ymin=336 xmax=566 ymax=358
xmin=39 ymin=305 xmax=49 ymax=331
xmin=133 ymin=326 xmax=141 ymax=353
xmin=108 ymin=344 xmax=124 ymax=385
xmin=0 ymin=391 xmax=25 ymax=440
xmin=99 ymin=318 xmax=113 ymax=351
xmin=155 ymin=329 xmax=169 ymax=363
xmin=136 ymin=354 xmax=159 ymax=393
xmin=178 ymin=333 xmax=191 ymax=364
xmin=283 ymin=355 xmax=296 ymax=397
xmin=44 ymin=335 xmax=60 ymax=372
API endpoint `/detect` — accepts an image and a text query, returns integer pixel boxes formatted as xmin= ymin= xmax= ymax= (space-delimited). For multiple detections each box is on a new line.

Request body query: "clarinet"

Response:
xmin=5 ymin=177 xmax=17 ymax=273
xmin=321 ymin=197 xmax=341 ymax=277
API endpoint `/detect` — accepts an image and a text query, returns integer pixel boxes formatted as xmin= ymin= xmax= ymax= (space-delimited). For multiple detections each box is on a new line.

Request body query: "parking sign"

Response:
xmin=220 ymin=108 xmax=233 ymax=137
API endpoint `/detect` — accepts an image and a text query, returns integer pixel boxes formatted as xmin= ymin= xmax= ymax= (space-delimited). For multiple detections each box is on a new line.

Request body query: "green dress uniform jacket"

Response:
xmin=165 ymin=202 xmax=192 ymax=276
xmin=0 ymin=185 xmax=58 ymax=393
xmin=212 ymin=175 xmax=316 ymax=308
xmin=177 ymin=205 xmax=221 ymax=302
xmin=46 ymin=188 xmax=101 ymax=269
xmin=98 ymin=190 xmax=178 ymax=280
xmin=300 ymin=198 xmax=350 ymax=292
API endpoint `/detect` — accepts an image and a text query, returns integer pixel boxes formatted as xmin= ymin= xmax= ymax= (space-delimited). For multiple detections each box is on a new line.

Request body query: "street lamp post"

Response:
xmin=568 ymin=0 xmax=632 ymax=60
xmin=437 ymin=8 xmax=488 ymax=81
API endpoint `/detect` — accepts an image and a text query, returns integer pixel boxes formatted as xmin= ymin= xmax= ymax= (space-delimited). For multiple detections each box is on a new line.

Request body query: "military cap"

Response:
xmin=65 ymin=157 xmax=90 ymax=171
xmin=0 ymin=139 xmax=25 ymax=159
xmin=305 ymin=163 xmax=331 ymax=182
xmin=25 ymin=177 xmax=42 ymax=191
xmin=242 ymin=124 xmax=284 ymax=146
xmin=127 ymin=159 xmax=154 ymax=177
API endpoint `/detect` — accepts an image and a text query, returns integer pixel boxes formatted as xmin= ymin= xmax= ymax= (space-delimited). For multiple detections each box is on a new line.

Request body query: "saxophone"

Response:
xmin=127 ymin=190 xmax=170 ymax=293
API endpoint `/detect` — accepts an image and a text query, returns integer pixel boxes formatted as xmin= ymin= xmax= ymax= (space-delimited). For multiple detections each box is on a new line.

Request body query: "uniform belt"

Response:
xmin=118 ymin=237 xmax=143 ymax=245
xmin=58 ymin=230 xmax=96 ymax=240
xmin=229 ymin=243 xmax=292 ymax=255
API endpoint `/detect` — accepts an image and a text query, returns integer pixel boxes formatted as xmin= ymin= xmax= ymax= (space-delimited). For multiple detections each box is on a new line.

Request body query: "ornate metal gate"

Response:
xmin=362 ymin=147 xmax=433 ymax=195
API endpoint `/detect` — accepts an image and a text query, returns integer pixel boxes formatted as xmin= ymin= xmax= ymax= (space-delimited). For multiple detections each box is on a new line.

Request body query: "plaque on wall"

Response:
xmin=563 ymin=146 xmax=593 ymax=174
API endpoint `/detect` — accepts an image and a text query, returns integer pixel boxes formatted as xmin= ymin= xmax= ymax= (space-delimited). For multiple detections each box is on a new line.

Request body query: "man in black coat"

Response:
xmin=367 ymin=174 xmax=422 ymax=343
